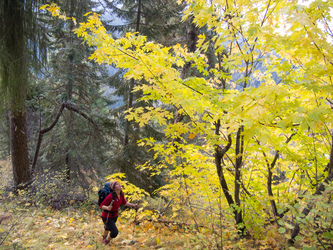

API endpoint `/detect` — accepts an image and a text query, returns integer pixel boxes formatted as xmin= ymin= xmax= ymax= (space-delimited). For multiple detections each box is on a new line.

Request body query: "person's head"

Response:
xmin=110 ymin=181 xmax=122 ymax=193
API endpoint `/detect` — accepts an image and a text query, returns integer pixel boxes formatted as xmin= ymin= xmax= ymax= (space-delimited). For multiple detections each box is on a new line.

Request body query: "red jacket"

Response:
xmin=100 ymin=193 xmax=127 ymax=218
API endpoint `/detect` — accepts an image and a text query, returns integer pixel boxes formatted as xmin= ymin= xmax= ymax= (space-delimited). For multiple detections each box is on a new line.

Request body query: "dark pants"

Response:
xmin=102 ymin=216 xmax=118 ymax=238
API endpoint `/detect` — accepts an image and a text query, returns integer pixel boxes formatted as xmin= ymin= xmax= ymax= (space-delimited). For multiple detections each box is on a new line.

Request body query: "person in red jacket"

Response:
xmin=100 ymin=181 xmax=138 ymax=245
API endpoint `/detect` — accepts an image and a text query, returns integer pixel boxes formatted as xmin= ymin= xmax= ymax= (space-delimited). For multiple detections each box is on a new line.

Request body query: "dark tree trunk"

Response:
xmin=262 ymin=133 xmax=294 ymax=220
xmin=267 ymin=165 xmax=278 ymax=217
xmin=234 ymin=126 xmax=245 ymax=234
xmin=1 ymin=0 xmax=31 ymax=189
xmin=214 ymin=120 xmax=246 ymax=234
xmin=9 ymin=111 xmax=31 ymax=189
xmin=266 ymin=150 xmax=280 ymax=218
xmin=214 ymin=119 xmax=234 ymax=206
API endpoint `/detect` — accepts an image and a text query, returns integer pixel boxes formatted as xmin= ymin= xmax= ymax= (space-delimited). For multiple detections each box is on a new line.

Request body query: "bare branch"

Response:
xmin=31 ymin=102 xmax=97 ymax=175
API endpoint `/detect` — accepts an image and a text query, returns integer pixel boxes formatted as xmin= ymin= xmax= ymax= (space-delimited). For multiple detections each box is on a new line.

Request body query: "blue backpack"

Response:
xmin=98 ymin=182 xmax=115 ymax=206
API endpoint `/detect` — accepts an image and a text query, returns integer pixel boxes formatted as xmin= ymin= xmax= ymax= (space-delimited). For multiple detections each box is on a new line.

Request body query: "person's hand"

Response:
xmin=133 ymin=203 xmax=139 ymax=209
xmin=108 ymin=200 xmax=114 ymax=210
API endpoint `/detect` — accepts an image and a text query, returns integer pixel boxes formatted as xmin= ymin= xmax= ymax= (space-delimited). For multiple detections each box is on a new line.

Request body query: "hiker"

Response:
xmin=100 ymin=181 xmax=139 ymax=245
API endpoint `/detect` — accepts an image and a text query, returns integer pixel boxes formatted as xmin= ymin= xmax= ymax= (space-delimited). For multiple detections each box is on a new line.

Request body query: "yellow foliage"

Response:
xmin=104 ymin=173 xmax=149 ymax=202
xmin=40 ymin=2 xmax=333 ymax=249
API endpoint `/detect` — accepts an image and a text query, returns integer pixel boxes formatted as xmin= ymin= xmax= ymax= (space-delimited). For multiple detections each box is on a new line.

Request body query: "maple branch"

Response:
xmin=179 ymin=81 xmax=204 ymax=96
xmin=260 ymin=0 xmax=271 ymax=26
xmin=301 ymin=17 xmax=333 ymax=66
xmin=321 ymin=12 xmax=333 ymax=37
xmin=116 ymin=48 xmax=139 ymax=61
xmin=222 ymin=160 xmax=253 ymax=198
xmin=137 ymin=206 xmax=208 ymax=231
xmin=326 ymin=98 xmax=333 ymax=110
xmin=240 ymin=178 xmax=253 ymax=197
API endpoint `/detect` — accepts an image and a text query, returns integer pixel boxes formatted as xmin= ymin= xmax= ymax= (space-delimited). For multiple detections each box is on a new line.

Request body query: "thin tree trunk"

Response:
xmin=235 ymin=126 xmax=245 ymax=234
xmin=267 ymin=166 xmax=278 ymax=217
xmin=214 ymin=39 xmax=246 ymax=234
xmin=328 ymin=135 xmax=333 ymax=174
xmin=123 ymin=0 xmax=141 ymax=150
xmin=262 ymin=134 xmax=295 ymax=219
xmin=64 ymin=0 xmax=76 ymax=182
xmin=265 ymin=150 xmax=280 ymax=218
xmin=123 ymin=78 xmax=134 ymax=148
xmin=214 ymin=119 xmax=234 ymax=206
xmin=171 ymin=18 xmax=198 ymax=150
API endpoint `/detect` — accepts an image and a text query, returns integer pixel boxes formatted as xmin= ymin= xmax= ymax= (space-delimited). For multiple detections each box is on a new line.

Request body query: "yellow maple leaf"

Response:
xmin=39 ymin=4 xmax=49 ymax=10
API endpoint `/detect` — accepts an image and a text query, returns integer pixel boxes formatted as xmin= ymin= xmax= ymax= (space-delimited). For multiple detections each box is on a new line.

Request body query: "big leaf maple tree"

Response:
xmin=42 ymin=0 xmax=333 ymax=243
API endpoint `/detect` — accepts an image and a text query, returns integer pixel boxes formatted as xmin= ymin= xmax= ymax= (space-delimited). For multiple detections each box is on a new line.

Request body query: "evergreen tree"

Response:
xmin=34 ymin=0 xmax=112 ymax=188
xmin=100 ymin=0 xmax=187 ymax=192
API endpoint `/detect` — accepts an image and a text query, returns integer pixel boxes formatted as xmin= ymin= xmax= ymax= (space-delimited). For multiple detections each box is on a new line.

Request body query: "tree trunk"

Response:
xmin=234 ymin=126 xmax=246 ymax=234
xmin=1 ymin=0 xmax=31 ymax=189
xmin=64 ymin=0 xmax=75 ymax=182
xmin=171 ymin=17 xmax=198 ymax=150
xmin=214 ymin=119 xmax=234 ymax=206
xmin=214 ymin=120 xmax=247 ymax=234
xmin=267 ymin=165 xmax=278 ymax=217
xmin=123 ymin=0 xmax=141 ymax=150
xmin=123 ymin=79 xmax=134 ymax=148
xmin=9 ymin=111 xmax=31 ymax=189
xmin=265 ymin=150 xmax=280 ymax=218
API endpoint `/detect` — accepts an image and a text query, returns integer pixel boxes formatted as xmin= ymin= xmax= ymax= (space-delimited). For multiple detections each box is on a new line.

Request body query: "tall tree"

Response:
xmin=100 ymin=0 xmax=187 ymax=192
xmin=45 ymin=0 xmax=333 ymax=245
xmin=0 ymin=0 xmax=31 ymax=189
xmin=34 ymin=0 xmax=110 ymax=187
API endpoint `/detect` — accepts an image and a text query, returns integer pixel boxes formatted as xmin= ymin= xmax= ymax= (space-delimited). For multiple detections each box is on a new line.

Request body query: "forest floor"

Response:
xmin=0 ymin=203 xmax=284 ymax=250
xmin=0 ymin=160 xmax=314 ymax=249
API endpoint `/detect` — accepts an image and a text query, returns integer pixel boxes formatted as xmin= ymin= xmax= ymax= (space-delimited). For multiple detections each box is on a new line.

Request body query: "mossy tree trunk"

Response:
xmin=1 ymin=0 xmax=31 ymax=189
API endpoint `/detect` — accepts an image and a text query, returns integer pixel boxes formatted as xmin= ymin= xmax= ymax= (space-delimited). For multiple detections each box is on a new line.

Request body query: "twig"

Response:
xmin=0 ymin=223 xmax=17 ymax=246
xmin=158 ymin=198 xmax=173 ymax=218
